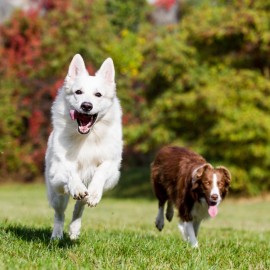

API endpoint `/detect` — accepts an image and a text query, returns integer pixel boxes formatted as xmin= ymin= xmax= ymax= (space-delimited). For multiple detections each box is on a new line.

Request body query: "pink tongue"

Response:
xmin=208 ymin=205 xmax=218 ymax=218
xmin=70 ymin=110 xmax=77 ymax=120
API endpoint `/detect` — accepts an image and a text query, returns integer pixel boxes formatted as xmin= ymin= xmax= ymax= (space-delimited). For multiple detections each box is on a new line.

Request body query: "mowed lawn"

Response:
xmin=0 ymin=183 xmax=269 ymax=270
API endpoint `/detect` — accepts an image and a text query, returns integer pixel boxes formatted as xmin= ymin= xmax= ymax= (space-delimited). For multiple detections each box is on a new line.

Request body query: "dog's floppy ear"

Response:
xmin=191 ymin=163 xmax=212 ymax=189
xmin=217 ymin=166 xmax=231 ymax=186
xmin=96 ymin=58 xmax=115 ymax=84
xmin=65 ymin=54 xmax=87 ymax=87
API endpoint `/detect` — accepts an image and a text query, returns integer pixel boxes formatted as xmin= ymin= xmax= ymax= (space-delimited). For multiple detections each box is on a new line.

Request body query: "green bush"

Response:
xmin=0 ymin=0 xmax=270 ymax=194
xmin=118 ymin=1 xmax=270 ymax=194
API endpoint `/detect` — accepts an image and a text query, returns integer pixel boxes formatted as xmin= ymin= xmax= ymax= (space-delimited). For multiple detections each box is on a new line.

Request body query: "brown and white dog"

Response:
xmin=151 ymin=146 xmax=231 ymax=247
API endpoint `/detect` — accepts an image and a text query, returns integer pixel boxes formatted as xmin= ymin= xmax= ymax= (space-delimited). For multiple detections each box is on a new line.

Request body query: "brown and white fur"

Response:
xmin=151 ymin=146 xmax=231 ymax=247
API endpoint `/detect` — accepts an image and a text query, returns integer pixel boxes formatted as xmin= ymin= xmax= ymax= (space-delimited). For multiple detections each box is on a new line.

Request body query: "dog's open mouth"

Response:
xmin=70 ymin=110 xmax=98 ymax=134
xmin=208 ymin=201 xmax=218 ymax=218
xmin=209 ymin=201 xmax=217 ymax=206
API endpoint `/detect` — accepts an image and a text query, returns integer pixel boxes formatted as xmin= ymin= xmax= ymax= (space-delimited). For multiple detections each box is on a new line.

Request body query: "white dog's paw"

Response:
xmin=51 ymin=228 xmax=63 ymax=240
xmin=191 ymin=241 xmax=199 ymax=248
xmin=69 ymin=230 xmax=80 ymax=240
xmin=69 ymin=183 xmax=88 ymax=200
xmin=69 ymin=220 xmax=81 ymax=240
xmin=84 ymin=189 xmax=102 ymax=207
xmin=69 ymin=231 xmax=80 ymax=241
xmin=51 ymin=220 xmax=64 ymax=240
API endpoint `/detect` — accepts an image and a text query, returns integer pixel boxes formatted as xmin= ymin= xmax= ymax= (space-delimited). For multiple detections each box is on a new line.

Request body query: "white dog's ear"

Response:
xmin=97 ymin=58 xmax=115 ymax=83
xmin=65 ymin=54 xmax=87 ymax=85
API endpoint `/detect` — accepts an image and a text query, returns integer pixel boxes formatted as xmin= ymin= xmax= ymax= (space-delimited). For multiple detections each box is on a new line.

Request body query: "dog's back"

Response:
xmin=151 ymin=146 xmax=206 ymax=208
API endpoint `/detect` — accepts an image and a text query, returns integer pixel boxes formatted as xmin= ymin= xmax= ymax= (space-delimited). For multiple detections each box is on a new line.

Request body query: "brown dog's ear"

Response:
xmin=217 ymin=166 xmax=231 ymax=186
xmin=191 ymin=163 xmax=212 ymax=189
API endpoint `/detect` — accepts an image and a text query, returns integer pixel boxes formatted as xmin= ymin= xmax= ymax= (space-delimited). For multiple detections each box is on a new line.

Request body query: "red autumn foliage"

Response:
xmin=0 ymin=0 xmax=99 ymax=180
xmin=0 ymin=9 xmax=42 ymax=78
xmin=41 ymin=0 xmax=70 ymax=11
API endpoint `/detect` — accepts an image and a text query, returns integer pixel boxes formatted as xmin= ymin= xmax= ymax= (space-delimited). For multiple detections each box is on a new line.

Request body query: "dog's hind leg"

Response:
xmin=155 ymin=202 xmax=165 ymax=231
xmin=165 ymin=200 xmax=174 ymax=222
xmin=153 ymin=182 xmax=167 ymax=231
xmin=69 ymin=200 xmax=86 ymax=240
xmin=51 ymin=193 xmax=69 ymax=239
xmin=151 ymin=168 xmax=168 ymax=231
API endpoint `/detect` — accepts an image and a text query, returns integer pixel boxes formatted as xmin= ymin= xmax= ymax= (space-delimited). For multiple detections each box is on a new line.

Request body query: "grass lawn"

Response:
xmin=0 ymin=183 xmax=269 ymax=270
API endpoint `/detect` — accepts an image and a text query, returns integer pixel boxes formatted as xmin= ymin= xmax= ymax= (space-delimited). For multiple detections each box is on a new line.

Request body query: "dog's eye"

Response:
xmin=75 ymin=90 xmax=83 ymax=95
xmin=95 ymin=92 xmax=102 ymax=97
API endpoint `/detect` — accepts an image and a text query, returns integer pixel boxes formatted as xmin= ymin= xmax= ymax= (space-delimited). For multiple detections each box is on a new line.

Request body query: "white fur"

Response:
xmin=155 ymin=200 xmax=174 ymax=231
xmin=45 ymin=54 xmax=123 ymax=239
xmin=178 ymin=200 xmax=208 ymax=248
xmin=179 ymin=173 xmax=222 ymax=248
xmin=211 ymin=173 xmax=221 ymax=202
xmin=155 ymin=205 xmax=165 ymax=231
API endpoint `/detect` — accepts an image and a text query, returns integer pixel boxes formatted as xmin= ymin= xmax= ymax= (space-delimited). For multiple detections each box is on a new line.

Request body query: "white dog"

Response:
xmin=45 ymin=54 xmax=123 ymax=240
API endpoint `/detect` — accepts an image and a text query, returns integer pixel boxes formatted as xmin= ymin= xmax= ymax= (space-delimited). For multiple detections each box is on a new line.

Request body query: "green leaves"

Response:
xmin=121 ymin=1 xmax=270 ymax=194
xmin=0 ymin=0 xmax=270 ymax=193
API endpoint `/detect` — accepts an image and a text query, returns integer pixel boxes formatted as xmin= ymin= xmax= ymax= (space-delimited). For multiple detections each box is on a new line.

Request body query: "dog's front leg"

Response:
xmin=66 ymin=173 xmax=88 ymax=201
xmin=58 ymin=162 xmax=88 ymax=200
xmin=185 ymin=221 xmax=199 ymax=248
xmin=178 ymin=222 xmax=188 ymax=241
xmin=193 ymin=220 xmax=201 ymax=237
xmin=84 ymin=161 xmax=120 ymax=207
xmin=48 ymin=155 xmax=88 ymax=200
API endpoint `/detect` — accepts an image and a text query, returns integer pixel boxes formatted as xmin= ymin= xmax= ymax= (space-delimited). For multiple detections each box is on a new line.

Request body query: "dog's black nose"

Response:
xmin=81 ymin=102 xmax=93 ymax=112
xmin=210 ymin=194 xmax=218 ymax=201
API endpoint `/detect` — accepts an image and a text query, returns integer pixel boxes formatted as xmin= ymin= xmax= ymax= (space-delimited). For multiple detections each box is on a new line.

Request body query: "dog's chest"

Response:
xmin=191 ymin=200 xmax=209 ymax=221
xmin=70 ymin=137 xmax=105 ymax=162
xmin=65 ymin=132 xmax=116 ymax=179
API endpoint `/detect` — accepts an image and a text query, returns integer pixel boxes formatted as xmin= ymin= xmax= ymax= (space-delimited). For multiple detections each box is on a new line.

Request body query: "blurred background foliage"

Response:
xmin=0 ymin=0 xmax=270 ymax=195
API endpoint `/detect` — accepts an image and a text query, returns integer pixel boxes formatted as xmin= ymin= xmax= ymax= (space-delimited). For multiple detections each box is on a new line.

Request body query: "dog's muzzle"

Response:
xmin=70 ymin=110 xmax=98 ymax=134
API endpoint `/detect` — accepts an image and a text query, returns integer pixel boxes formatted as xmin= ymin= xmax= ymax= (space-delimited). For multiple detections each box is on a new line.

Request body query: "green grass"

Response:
xmin=0 ymin=184 xmax=269 ymax=270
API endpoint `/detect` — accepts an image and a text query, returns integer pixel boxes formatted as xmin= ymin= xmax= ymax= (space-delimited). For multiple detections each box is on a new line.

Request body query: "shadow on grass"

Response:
xmin=105 ymin=166 xmax=154 ymax=199
xmin=2 ymin=224 xmax=78 ymax=248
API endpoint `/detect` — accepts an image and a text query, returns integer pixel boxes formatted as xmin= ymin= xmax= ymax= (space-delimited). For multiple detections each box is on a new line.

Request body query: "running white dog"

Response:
xmin=45 ymin=54 xmax=123 ymax=240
